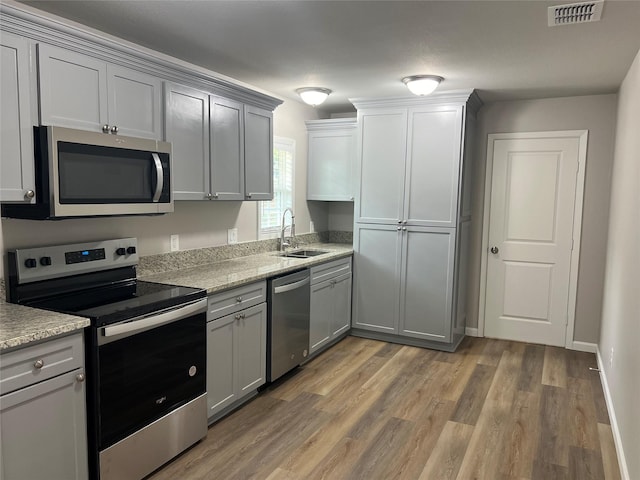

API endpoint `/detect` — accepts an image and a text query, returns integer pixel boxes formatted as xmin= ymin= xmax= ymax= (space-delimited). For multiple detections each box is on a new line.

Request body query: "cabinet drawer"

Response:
xmin=0 ymin=333 xmax=84 ymax=395
xmin=207 ymin=281 xmax=266 ymax=321
xmin=310 ymin=257 xmax=352 ymax=285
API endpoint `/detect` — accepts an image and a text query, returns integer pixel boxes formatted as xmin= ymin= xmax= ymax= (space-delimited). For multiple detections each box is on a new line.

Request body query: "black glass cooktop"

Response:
xmin=27 ymin=280 xmax=205 ymax=327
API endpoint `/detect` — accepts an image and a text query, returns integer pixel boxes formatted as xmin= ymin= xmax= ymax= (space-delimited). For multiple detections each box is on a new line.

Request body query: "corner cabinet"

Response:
xmin=165 ymin=83 xmax=273 ymax=201
xmin=206 ymin=281 xmax=267 ymax=421
xmin=351 ymin=91 xmax=481 ymax=351
xmin=38 ymin=44 xmax=162 ymax=139
xmin=309 ymin=257 xmax=352 ymax=355
xmin=0 ymin=333 xmax=88 ymax=480
xmin=0 ymin=31 xmax=35 ymax=203
xmin=306 ymin=118 xmax=356 ymax=201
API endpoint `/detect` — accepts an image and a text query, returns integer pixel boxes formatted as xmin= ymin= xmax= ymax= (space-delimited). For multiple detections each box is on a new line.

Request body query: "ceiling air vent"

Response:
xmin=548 ymin=0 xmax=604 ymax=26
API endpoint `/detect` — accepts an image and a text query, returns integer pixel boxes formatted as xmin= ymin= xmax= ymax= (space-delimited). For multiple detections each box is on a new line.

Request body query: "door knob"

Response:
xmin=490 ymin=246 xmax=499 ymax=254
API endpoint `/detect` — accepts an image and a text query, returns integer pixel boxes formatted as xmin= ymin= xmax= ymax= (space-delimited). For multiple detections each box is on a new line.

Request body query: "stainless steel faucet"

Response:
xmin=279 ymin=208 xmax=296 ymax=251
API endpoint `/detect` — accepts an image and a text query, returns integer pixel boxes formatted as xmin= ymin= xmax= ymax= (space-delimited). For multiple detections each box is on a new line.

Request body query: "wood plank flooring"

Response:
xmin=148 ymin=336 xmax=620 ymax=480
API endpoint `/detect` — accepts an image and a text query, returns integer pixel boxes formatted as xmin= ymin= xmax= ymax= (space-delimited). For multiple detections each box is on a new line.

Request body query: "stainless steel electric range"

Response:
xmin=6 ymin=238 xmax=207 ymax=480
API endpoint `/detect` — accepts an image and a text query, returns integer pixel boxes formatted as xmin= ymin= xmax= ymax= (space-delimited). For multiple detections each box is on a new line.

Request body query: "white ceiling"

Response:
xmin=18 ymin=0 xmax=640 ymax=113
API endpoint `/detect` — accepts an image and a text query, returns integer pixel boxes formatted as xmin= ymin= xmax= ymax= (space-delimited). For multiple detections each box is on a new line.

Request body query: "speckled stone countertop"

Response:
xmin=140 ymin=243 xmax=353 ymax=294
xmin=0 ymin=242 xmax=352 ymax=352
xmin=0 ymin=298 xmax=90 ymax=352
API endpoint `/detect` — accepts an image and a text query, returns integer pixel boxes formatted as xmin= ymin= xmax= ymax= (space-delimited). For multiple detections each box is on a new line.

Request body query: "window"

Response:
xmin=258 ymin=137 xmax=295 ymax=239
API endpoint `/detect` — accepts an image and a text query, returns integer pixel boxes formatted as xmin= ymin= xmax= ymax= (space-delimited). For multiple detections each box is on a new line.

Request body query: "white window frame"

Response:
xmin=257 ymin=136 xmax=295 ymax=239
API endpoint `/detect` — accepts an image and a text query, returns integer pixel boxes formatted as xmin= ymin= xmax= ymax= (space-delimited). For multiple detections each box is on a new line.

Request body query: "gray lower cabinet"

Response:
xmin=0 ymin=333 xmax=88 ymax=480
xmin=353 ymin=224 xmax=455 ymax=343
xmin=38 ymin=44 xmax=162 ymax=139
xmin=206 ymin=282 xmax=267 ymax=420
xmin=166 ymin=83 xmax=272 ymax=201
xmin=309 ymin=258 xmax=352 ymax=355
xmin=0 ymin=31 xmax=35 ymax=203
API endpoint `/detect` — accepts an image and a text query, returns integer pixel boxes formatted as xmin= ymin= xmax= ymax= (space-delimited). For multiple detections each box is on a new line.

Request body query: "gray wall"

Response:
xmin=0 ymin=99 xmax=329 ymax=280
xmin=599 ymin=48 xmax=639 ymax=480
xmin=468 ymin=94 xmax=618 ymax=344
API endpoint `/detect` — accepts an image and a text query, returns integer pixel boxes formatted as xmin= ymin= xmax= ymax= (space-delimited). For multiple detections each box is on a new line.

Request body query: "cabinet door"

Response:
xmin=206 ymin=314 xmax=236 ymax=417
xmin=310 ymin=279 xmax=333 ymax=354
xmin=352 ymin=224 xmax=402 ymax=333
xmin=236 ymin=303 xmax=266 ymax=395
xmin=0 ymin=32 xmax=35 ymax=203
xmin=356 ymin=109 xmax=407 ymax=224
xmin=307 ymin=128 xmax=355 ymax=201
xmin=0 ymin=369 xmax=88 ymax=480
xmin=244 ymin=105 xmax=273 ymax=200
xmin=399 ymin=227 xmax=455 ymax=343
xmin=107 ymin=64 xmax=162 ymax=139
xmin=210 ymin=96 xmax=244 ymax=200
xmin=165 ymin=83 xmax=210 ymax=200
xmin=332 ymin=272 xmax=352 ymax=337
xmin=404 ymin=105 xmax=463 ymax=227
xmin=38 ymin=44 xmax=108 ymax=132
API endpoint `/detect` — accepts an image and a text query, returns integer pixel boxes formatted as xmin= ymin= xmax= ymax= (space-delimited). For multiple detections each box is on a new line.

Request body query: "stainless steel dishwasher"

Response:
xmin=267 ymin=269 xmax=310 ymax=382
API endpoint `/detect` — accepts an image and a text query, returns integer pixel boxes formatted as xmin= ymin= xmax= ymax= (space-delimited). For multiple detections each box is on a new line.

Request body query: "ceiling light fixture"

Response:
xmin=402 ymin=75 xmax=444 ymax=96
xmin=296 ymin=87 xmax=332 ymax=106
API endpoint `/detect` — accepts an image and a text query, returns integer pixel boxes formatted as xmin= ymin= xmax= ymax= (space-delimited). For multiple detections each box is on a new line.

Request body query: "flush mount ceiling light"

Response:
xmin=296 ymin=87 xmax=332 ymax=106
xmin=402 ymin=75 xmax=444 ymax=96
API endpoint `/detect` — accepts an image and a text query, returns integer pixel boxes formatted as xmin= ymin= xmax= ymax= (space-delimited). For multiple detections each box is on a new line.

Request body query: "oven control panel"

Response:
xmin=9 ymin=238 xmax=139 ymax=284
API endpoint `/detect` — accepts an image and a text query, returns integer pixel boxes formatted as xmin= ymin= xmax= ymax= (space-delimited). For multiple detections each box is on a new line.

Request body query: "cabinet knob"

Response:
xmin=246 ymin=193 xmax=253 ymax=199
xmin=397 ymin=220 xmax=402 ymax=224
xmin=235 ymin=314 xmax=241 ymax=321
xmin=397 ymin=226 xmax=401 ymax=231
xmin=490 ymin=246 xmax=499 ymax=254
xmin=24 ymin=190 xmax=35 ymax=199
xmin=33 ymin=359 xmax=44 ymax=369
xmin=402 ymin=220 xmax=407 ymax=225
xmin=235 ymin=296 xmax=243 ymax=303
xmin=212 ymin=193 xmax=219 ymax=199
xmin=102 ymin=124 xmax=110 ymax=133
xmin=76 ymin=373 xmax=85 ymax=383
xmin=402 ymin=227 xmax=407 ymax=231
xmin=206 ymin=193 xmax=212 ymax=199
xmin=110 ymin=125 xmax=119 ymax=134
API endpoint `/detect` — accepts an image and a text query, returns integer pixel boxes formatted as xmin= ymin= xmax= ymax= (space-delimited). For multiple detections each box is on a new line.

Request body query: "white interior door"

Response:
xmin=484 ymin=133 xmax=584 ymax=346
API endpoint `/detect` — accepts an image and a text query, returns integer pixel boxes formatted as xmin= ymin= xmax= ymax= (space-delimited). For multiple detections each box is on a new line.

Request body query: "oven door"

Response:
xmin=96 ymin=299 xmax=206 ymax=449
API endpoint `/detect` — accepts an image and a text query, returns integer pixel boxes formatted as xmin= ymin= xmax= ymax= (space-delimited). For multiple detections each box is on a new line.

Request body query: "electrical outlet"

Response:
xmin=227 ymin=228 xmax=238 ymax=244
xmin=310 ymin=221 xmax=315 ymax=233
xmin=609 ymin=347 xmax=614 ymax=368
xmin=170 ymin=234 xmax=179 ymax=252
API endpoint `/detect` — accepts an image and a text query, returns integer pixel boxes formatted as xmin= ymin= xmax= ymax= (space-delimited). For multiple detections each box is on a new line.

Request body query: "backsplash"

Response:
xmin=137 ymin=231 xmax=352 ymax=276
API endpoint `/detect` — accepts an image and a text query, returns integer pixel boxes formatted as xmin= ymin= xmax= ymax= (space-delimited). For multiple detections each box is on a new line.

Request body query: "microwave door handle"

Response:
xmin=151 ymin=153 xmax=163 ymax=202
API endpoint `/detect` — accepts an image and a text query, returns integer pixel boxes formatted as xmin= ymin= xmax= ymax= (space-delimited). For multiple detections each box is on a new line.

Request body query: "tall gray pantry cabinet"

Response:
xmin=351 ymin=91 xmax=481 ymax=351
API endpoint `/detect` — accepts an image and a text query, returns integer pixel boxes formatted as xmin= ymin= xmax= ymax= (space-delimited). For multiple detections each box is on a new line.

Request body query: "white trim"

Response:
xmin=569 ymin=341 xmax=597 ymax=353
xmin=465 ymin=327 xmax=479 ymax=337
xmin=596 ymin=347 xmax=630 ymax=480
xmin=477 ymin=130 xmax=588 ymax=348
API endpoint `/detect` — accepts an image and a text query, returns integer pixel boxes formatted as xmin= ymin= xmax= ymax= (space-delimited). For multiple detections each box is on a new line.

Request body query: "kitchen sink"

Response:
xmin=278 ymin=249 xmax=329 ymax=258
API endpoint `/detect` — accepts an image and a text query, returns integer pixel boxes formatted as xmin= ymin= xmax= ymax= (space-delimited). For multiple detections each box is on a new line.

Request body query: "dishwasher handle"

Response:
xmin=273 ymin=276 xmax=309 ymax=294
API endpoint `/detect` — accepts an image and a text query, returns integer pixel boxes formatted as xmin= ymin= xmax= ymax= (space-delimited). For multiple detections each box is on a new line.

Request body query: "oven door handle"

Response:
xmin=102 ymin=298 xmax=206 ymax=339
xmin=151 ymin=153 xmax=164 ymax=203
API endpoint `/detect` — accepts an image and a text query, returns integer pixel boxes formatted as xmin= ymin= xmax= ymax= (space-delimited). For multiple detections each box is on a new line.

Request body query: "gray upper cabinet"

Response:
xmin=164 ymin=83 xmax=210 ymax=200
xmin=166 ymin=84 xmax=272 ymax=201
xmin=0 ymin=31 xmax=35 ymax=203
xmin=38 ymin=44 xmax=162 ymax=139
xmin=244 ymin=105 xmax=273 ymax=201
xmin=306 ymin=118 xmax=356 ymax=201
xmin=210 ymin=96 xmax=244 ymax=200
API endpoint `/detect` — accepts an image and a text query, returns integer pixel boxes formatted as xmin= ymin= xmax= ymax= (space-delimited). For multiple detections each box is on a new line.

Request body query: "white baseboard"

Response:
xmin=569 ymin=340 xmax=597 ymax=353
xmin=465 ymin=327 xmax=479 ymax=337
xmin=596 ymin=347 xmax=630 ymax=480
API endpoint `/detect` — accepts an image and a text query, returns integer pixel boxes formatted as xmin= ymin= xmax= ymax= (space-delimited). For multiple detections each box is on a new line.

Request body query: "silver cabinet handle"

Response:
xmin=24 ymin=190 xmax=35 ymax=199
xmin=402 ymin=220 xmax=407 ymax=225
xmin=151 ymin=153 xmax=163 ymax=202
xmin=236 ymin=296 xmax=243 ymax=303
xmin=110 ymin=125 xmax=119 ymax=134
xmin=206 ymin=193 xmax=212 ymax=199
xmin=397 ymin=220 xmax=402 ymax=224
xmin=397 ymin=226 xmax=401 ymax=231
xmin=76 ymin=373 xmax=85 ymax=383
xmin=490 ymin=246 xmax=499 ymax=254
xmin=402 ymin=227 xmax=407 ymax=231
xmin=33 ymin=359 xmax=44 ymax=369
xmin=212 ymin=193 xmax=219 ymax=199
xmin=102 ymin=124 xmax=110 ymax=133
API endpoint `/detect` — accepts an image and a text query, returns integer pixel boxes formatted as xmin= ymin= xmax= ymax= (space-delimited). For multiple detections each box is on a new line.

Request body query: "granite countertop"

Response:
xmin=140 ymin=243 xmax=354 ymax=293
xmin=1 ymin=243 xmax=353 ymax=352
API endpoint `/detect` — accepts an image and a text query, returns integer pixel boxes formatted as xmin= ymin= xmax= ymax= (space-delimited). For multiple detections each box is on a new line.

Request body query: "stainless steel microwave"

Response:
xmin=1 ymin=126 xmax=173 ymax=219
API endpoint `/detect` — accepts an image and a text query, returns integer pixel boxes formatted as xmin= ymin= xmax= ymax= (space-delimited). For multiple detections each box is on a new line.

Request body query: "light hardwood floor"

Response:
xmin=148 ymin=336 xmax=620 ymax=480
